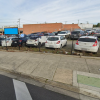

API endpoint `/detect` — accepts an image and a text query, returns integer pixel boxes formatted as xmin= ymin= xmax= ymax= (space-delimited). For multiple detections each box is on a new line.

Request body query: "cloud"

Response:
xmin=0 ymin=0 xmax=100 ymax=27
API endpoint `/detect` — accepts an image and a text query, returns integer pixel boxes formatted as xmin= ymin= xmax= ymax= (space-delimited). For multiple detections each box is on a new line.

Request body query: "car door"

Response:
xmin=60 ymin=36 xmax=65 ymax=46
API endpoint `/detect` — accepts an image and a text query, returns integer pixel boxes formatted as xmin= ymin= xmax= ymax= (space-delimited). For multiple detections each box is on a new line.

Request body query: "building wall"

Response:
xmin=23 ymin=23 xmax=62 ymax=34
xmin=23 ymin=23 xmax=81 ymax=35
xmin=78 ymin=24 xmax=93 ymax=29
xmin=62 ymin=24 xmax=81 ymax=31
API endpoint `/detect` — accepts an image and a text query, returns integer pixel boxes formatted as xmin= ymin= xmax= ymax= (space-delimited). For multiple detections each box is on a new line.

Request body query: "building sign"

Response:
xmin=4 ymin=27 xmax=18 ymax=35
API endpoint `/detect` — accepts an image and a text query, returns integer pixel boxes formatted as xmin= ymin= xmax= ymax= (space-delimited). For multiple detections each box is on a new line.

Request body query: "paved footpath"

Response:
xmin=0 ymin=51 xmax=100 ymax=100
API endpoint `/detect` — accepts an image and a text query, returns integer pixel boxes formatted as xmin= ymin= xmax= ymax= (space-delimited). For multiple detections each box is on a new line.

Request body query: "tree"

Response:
xmin=96 ymin=23 xmax=100 ymax=27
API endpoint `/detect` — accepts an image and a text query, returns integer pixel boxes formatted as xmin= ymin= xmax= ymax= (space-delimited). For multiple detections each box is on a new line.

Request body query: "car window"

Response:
xmin=47 ymin=37 xmax=59 ymax=41
xmin=30 ymin=37 xmax=38 ymax=40
xmin=60 ymin=36 xmax=65 ymax=40
xmin=58 ymin=32 xmax=66 ymax=34
xmin=78 ymin=38 xmax=96 ymax=42
xmin=6 ymin=38 xmax=10 ymax=40
xmin=71 ymin=31 xmax=80 ymax=34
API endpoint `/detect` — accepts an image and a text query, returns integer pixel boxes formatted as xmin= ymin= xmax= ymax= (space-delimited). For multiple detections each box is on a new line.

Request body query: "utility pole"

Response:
xmin=18 ymin=18 xmax=20 ymax=34
xmin=78 ymin=20 xmax=79 ymax=24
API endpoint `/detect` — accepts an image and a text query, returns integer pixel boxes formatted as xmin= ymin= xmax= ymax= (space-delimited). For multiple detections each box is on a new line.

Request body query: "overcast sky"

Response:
xmin=0 ymin=0 xmax=100 ymax=27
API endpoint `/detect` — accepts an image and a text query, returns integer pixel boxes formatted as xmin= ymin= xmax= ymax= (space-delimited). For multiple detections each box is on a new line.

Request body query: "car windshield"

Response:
xmin=58 ymin=32 xmax=66 ymax=34
xmin=86 ymin=30 xmax=91 ymax=31
xmin=0 ymin=38 xmax=5 ymax=40
xmin=47 ymin=37 xmax=59 ymax=41
xmin=71 ymin=31 xmax=80 ymax=34
xmin=78 ymin=38 xmax=96 ymax=42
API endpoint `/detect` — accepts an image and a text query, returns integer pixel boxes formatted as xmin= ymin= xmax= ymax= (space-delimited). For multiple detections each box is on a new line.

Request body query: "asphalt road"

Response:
xmin=0 ymin=74 xmax=79 ymax=100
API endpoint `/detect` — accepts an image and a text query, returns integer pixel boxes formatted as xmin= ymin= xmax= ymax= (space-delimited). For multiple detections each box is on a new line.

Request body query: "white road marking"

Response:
xmin=13 ymin=79 xmax=33 ymax=100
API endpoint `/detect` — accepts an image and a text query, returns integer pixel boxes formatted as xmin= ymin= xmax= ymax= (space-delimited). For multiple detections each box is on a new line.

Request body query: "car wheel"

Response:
xmin=22 ymin=43 xmax=26 ymax=47
xmin=65 ymin=42 xmax=67 ymax=46
xmin=60 ymin=44 xmax=62 ymax=49
xmin=38 ymin=42 xmax=41 ymax=47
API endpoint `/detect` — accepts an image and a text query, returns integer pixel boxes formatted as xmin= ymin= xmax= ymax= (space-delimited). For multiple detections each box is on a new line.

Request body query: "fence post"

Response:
xmin=71 ymin=35 xmax=74 ymax=54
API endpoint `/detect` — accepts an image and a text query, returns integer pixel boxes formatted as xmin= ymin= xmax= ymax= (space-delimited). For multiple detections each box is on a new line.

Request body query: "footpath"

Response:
xmin=0 ymin=50 xmax=100 ymax=100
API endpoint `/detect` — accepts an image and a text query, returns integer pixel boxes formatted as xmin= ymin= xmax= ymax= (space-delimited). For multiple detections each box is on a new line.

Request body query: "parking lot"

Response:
xmin=0 ymin=39 xmax=100 ymax=57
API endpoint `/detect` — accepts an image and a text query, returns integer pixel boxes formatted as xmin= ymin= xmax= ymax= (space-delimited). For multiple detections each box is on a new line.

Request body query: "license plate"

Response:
xmin=14 ymin=42 xmax=17 ymax=43
xmin=82 ymin=48 xmax=87 ymax=51
xmin=49 ymin=45 xmax=53 ymax=47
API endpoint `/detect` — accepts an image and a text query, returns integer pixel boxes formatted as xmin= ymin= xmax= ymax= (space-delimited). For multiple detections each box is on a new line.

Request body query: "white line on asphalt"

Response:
xmin=13 ymin=79 xmax=33 ymax=100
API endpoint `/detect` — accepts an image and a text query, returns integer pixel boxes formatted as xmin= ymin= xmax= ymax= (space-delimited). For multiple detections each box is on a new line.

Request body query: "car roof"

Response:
xmin=79 ymin=36 xmax=97 ymax=39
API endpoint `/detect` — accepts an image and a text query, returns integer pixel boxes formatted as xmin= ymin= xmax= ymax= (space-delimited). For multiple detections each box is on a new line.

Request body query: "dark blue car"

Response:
xmin=19 ymin=37 xmax=30 ymax=47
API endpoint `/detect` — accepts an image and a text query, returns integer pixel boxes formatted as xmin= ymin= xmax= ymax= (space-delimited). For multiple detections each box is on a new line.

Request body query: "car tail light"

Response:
xmin=56 ymin=41 xmax=60 ymax=44
xmin=45 ymin=41 xmax=47 ymax=43
xmin=19 ymin=40 xmax=22 ymax=42
xmin=76 ymin=40 xmax=79 ymax=45
xmin=93 ymin=40 xmax=97 ymax=46
xmin=35 ymin=39 xmax=37 ymax=41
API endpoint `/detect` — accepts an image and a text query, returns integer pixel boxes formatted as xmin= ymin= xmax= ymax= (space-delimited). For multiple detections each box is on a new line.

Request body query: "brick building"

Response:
xmin=23 ymin=23 xmax=81 ymax=35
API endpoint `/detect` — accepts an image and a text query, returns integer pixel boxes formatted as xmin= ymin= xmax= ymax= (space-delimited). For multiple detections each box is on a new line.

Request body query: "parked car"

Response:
xmin=55 ymin=31 xmax=61 ymax=35
xmin=74 ymin=36 xmax=99 ymax=53
xmin=45 ymin=36 xmax=67 ymax=49
xmin=44 ymin=33 xmax=54 ymax=36
xmin=19 ymin=36 xmax=30 ymax=47
xmin=1 ymin=37 xmax=19 ymax=47
xmin=70 ymin=31 xmax=85 ymax=39
xmin=93 ymin=30 xmax=100 ymax=38
xmin=0 ymin=38 xmax=6 ymax=46
xmin=85 ymin=30 xmax=92 ymax=34
xmin=58 ymin=30 xmax=71 ymax=38
xmin=26 ymin=35 xmax=47 ymax=47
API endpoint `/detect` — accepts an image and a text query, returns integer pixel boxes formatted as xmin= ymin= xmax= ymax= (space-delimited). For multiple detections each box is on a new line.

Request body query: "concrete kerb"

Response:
xmin=0 ymin=50 xmax=100 ymax=60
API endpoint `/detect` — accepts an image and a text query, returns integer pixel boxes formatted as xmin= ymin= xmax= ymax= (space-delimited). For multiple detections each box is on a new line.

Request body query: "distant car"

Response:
xmin=70 ymin=31 xmax=85 ymax=39
xmin=1 ymin=37 xmax=19 ymax=47
xmin=93 ymin=30 xmax=100 ymax=38
xmin=92 ymin=29 xmax=96 ymax=33
xmin=85 ymin=30 xmax=92 ymax=34
xmin=58 ymin=30 xmax=71 ymax=38
xmin=45 ymin=36 xmax=67 ymax=49
xmin=44 ymin=33 xmax=55 ymax=36
xmin=55 ymin=31 xmax=61 ymax=35
xmin=0 ymin=38 xmax=5 ymax=46
xmin=74 ymin=36 xmax=99 ymax=53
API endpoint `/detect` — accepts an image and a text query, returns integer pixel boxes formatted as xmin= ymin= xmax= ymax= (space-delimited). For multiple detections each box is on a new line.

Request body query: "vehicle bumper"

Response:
xmin=45 ymin=44 xmax=60 ymax=48
xmin=26 ymin=43 xmax=38 ymax=46
xmin=74 ymin=45 xmax=98 ymax=52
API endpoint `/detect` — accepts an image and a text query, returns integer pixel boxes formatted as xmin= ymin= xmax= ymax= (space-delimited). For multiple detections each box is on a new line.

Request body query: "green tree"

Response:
xmin=96 ymin=23 xmax=100 ymax=27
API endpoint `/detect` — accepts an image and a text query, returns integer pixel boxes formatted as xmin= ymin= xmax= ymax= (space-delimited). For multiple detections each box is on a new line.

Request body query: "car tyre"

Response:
xmin=38 ymin=42 xmax=41 ymax=48
xmin=65 ymin=42 xmax=67 ymax=46
xmin=60 ymin=44 xmax=62 ymax=49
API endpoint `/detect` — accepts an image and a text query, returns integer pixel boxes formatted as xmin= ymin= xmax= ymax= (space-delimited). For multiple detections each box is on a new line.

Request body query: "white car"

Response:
xmin=45 ymin=36 xmax=67 ymax=49
xmin=1 ymin=37 xmax=18 ymax=46
xmin=74 ymin=36 xmax=99 ymax=53
xmin=58 ymin=31 xmax=71 ymax=38
xmin=26 ymin=36 xmax=47 ymax=47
